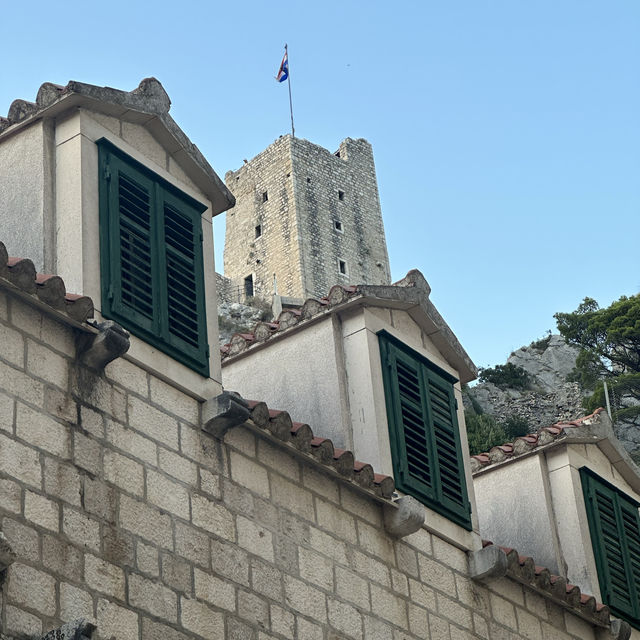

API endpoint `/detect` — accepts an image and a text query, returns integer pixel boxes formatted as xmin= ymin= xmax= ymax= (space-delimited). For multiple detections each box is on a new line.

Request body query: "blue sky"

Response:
xmin=1 ymin=1 xmax=638 ymax=369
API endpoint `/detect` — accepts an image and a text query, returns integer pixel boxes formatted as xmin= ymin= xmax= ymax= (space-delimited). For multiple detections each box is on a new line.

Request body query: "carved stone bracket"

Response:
xmin=203 ymin=391 xmax=250 ymax=438
xmin=77 ymin=321 xmax=130 ymax=369
xmin=469 ymin=545 xmax=508 ymax=583
xmin=383 ymin=496 xmax=425 ymax=538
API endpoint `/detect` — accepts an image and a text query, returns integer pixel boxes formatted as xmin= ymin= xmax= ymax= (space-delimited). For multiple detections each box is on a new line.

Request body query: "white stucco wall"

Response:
xmin=473 ymin=439 xmax=640 ymax=605
xmin=0 ymin=122 xmax=46 ymax=269
xmin=549 ymin=442 xmax=640 ymax=601
xmin=474 ymin=454 xmax=559 ymax=572
xmin=222 ymin=317 xmax=347 ymax=446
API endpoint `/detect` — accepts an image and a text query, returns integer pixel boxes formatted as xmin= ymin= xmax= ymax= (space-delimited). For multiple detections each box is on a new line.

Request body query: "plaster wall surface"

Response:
xmin=1 ymin=106 xmax=224 ymax=393
xmin=547 ymin=442 xmax=640 ymax=601
xmin=0 ymin=285 xmax=611 ymax=640
xmin=222 ymin=317 xmax=345 ymax=446
xmin=473 ymin=455 xmax=558 ymax=572
xmin=0 ymin=122 xmax=46 ymax=269
xmin=224 ymin=136 xmax=391 ymax=301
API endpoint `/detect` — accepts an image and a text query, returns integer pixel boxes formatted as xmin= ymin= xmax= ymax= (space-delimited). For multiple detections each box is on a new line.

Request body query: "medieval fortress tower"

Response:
xmin=222 ymin=135 xmax=392 ymax=302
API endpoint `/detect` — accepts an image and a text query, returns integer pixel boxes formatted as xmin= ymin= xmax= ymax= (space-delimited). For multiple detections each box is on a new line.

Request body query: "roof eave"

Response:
xmin=0 ymin=79 xmax=235 ymax=216
xmin=356 ymin=283 xmax=477 ymax=384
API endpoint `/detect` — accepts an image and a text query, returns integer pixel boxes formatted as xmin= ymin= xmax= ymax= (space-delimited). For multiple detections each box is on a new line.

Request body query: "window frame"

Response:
xmin=379 ymin=331 xmax=472 ymax=530
xmin=580 ymin=467 xmax=640 ymax=628
xmin=97 ymin=138 xmax=210 ymax=377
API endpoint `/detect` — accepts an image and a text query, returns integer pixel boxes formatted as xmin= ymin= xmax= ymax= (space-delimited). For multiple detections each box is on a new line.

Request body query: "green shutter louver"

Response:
xmin=396 ymin=357 xmax=433 ymax=491
xmin=163 ymin=197 xmax=205 ymax=351
xmin=380 ymin=331 xmax=471 ymax=530
xmin=116 ymin=170 xmax=155 ymax=325
xmin=98 ymin=139 xmax=209 ymax=377
xmin=581 ymin=468 xmax=640 ymax=628
xmin=428 ymin=377 xmax=466 ymax=510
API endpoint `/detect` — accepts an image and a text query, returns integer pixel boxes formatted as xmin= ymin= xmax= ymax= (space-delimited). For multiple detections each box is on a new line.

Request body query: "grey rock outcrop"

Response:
xmin=465 ymin=335 xmax=585 ymax=429
xmin=465 ymin=334 xmax=640 ymax=462
xmin=507 ymin=335 xmax=580 ymax=392
xmin=218 ymin=301 xmax=270 ymax=345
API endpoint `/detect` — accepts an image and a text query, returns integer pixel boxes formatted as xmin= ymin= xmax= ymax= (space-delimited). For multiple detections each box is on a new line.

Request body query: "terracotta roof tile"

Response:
xmin=470 ymin=408 xmax=606 ymax=474
xmin=482 ymin=540 xmax=610 ymax=627
xmin=0 ymin=241 xmax=94 ymax=324
xmin=238 ymin=397 xmax=395 ymax=500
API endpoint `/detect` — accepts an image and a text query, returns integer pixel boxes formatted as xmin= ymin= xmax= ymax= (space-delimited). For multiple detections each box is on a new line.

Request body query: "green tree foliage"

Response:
xmin=555 ymin=294 xmax=640 ymax=424
xmin=465 ymin=413 xmax=530 ymax=456
xmin=466 ymin=414 xmax=508 ymax=456
xmin=502 ymin=415 xmax=530 ymax=440
xmin=478 ymin=363 xmax=532 ymax=390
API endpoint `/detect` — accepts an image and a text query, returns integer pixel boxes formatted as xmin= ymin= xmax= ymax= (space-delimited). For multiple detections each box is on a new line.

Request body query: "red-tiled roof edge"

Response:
xmin=222 ymin=284 xmax=363 ymax=359
xmin=481 ymin=540 xmax=611 ymax=627
xmin=470 ymin=408 xmax=607 ymax=473
xmin=242 ymin=399 xmax=395 ymax=500
xmin=221 ymin=271 xmax=478 ymax=383
xmin=0 ymin=241 xmax=94 ymax=325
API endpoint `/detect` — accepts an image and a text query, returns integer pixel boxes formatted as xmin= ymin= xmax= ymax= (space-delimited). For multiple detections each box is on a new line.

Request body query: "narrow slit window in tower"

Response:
xmin=244 ymin=275 xmax=254 ymax=298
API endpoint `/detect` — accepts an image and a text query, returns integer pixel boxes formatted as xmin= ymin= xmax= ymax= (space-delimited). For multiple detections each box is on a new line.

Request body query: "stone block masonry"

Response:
xmin=0 ymin=285 xmax=612 ymax=639
xmin=224 ymin=135 xmax=392 ymax=301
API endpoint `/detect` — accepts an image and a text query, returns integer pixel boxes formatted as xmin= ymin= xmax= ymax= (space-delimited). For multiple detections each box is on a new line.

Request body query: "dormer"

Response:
xmin=472 ymin=409 xmax=640 ymax=631
xmin=221 ymin=270 xmax=480 ymax=549
xmin=0 ymin=78 xmax=234 ymax=396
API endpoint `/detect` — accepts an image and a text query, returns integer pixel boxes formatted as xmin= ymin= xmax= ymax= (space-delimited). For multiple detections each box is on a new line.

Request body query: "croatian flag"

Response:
xmin=276 ymin=50 xmax=289 ymax=83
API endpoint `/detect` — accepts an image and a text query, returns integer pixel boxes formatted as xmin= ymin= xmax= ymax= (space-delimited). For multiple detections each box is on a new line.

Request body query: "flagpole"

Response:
xmin=285 ymin=43 xmax=295 ymax=137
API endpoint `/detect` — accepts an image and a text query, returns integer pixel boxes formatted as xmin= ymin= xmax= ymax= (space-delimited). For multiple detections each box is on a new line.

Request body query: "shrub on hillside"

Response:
xmin=478 ymin=363 xmax=531 ymax=390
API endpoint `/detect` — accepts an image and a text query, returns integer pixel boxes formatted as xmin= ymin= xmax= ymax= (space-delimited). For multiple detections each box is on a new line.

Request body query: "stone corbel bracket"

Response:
xmin=203 ymin=391 xmax=251 ymax=438
xmin=77 ymin=320 xmax=130 ymax=369
xmin=40 ymin=618 xmax=96 ymax=640
xmin=383 ymin=496 xmax=425 ymax=538
xmin=468 ymin=544 xmax=508 ymax=583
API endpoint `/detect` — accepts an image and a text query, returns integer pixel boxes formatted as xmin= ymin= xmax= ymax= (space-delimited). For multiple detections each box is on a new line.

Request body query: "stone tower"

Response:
xmin=223 ymin=135 xmax=391 ymax=301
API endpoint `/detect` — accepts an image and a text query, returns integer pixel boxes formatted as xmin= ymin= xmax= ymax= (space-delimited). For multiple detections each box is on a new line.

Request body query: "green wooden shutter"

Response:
xmin=426 ymin=373 xmax=469 ymax=517
xmin=98 ymin=139 xmax=209 ymax=377
xmin=581 ymin=468 xmax=640 ymax=626
xmin=379 ymin=332 xmax=471 ymax=530
xmin=101 ymin=150 xmax=158 ymax=334
xmin=394 ymin=350 xmax=434 ymax=498
xmin=161 ymin=189 xmax=208 ymax=373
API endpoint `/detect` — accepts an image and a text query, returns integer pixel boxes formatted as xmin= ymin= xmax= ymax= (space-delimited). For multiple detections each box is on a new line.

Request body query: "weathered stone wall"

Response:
xmin=224 ymin=137 xmax=302 ymax=300
xmin=224 ymin=136 xmax=391 ymax=301
xmin=0 ymin=287 xmax=609 ymax=640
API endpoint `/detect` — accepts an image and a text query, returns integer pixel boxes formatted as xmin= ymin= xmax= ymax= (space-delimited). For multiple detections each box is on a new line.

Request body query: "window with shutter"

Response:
xmin=379 ymin=331 xmax=471 ymax=529
xmin=98 ymin=139 xmax=209 ymax=376
xmin=581 ymin=468 xmax=640 ymax=628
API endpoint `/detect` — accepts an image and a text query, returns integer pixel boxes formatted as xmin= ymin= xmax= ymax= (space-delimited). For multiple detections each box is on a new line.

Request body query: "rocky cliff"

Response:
xmin=218 ymin=300 xmax=271 ymax=345
xmin=465 ymin=334 xmax=640 ymax=462
xmin=465 ymin=335 xmax=585 ymax=429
